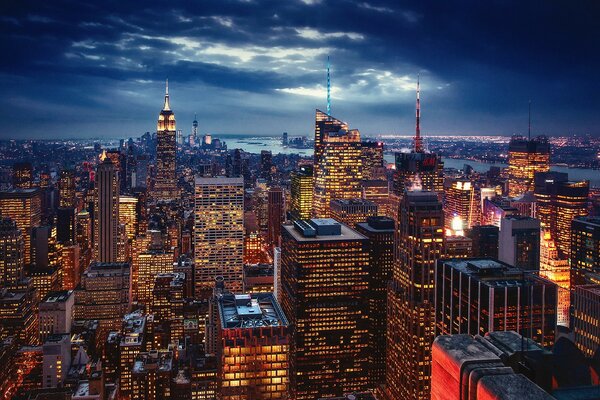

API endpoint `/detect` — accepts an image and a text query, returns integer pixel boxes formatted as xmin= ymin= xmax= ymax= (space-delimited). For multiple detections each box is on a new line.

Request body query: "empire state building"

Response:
xmin=154 ymin=80 xmax=179 ymax=201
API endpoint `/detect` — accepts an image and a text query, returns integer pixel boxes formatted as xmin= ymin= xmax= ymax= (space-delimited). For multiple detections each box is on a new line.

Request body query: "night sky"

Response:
xmin=1 ymin=1 xmax=599 ymax=139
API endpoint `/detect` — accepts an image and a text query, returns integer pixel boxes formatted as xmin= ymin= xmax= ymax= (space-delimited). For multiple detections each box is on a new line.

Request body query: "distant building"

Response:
xmin=0 ymin=188 xmax=42 ymax=265
xmin=571 ymin=216 xmax=600 ymax=286
xmin=290 ymin=165 xmax=313 ymax=221
xmin=93 ymin=158 xmax=120 ymax=263
xmin=154 ymin=81 xmax=179 ymax=201
xmin=267 ymin=187 xmax=284 ymax=247
xmin=330 ymin=198 xmax=378 ymax=227
xmin=12 ymin=162 xmax=33 ymax=189
xmin=507 ymin=135 xmax=550 ymax=197
xmin=444 ymin=178 xmax=480 ymax=235
xmin=0 ymin=217 xmax=24 ymax=286
xmin=361 ymin=141 xmax=384 ymax=180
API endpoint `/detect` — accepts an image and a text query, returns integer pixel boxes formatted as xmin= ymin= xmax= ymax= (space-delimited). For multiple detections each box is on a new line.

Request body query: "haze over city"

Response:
xmin=1 ymin=1 xmax=599 ymax=139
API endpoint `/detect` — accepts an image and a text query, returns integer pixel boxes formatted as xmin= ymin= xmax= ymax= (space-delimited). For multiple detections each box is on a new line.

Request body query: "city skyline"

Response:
xmin=1 ymin=1 xmax=599 ymax=139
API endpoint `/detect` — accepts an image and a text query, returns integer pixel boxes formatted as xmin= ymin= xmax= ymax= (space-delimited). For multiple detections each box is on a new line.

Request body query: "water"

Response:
xmin=222 ymin=135 xmax=600 ymax=187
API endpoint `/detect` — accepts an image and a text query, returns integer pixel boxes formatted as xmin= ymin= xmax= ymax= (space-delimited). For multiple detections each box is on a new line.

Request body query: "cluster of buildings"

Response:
xmin=0 ymin=77 xmax=599 ymax=400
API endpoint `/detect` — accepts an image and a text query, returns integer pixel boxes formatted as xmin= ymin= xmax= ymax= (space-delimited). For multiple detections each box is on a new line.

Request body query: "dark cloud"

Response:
xmin=0 ymin=0 xmax=598 ymax=139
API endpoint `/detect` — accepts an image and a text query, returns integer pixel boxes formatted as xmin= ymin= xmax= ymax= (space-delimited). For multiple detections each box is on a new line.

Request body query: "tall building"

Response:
xmin=267 ymin=187 xmax=284 ymax=248
xmin=151 ymin=272 xmax=185 ymax=346
xmin=120 ymin=311 xmax=152 ymax=398
xmin=392 ymin=80 xmax=443 ymax=201
xmin=39 ymin=290 xmax=74 ymax=343
xmin=539 ymin=232 xmax=570 ymax=327
xmin=361 ymin=141 xmax=384 ymax=180
xmin=214 ymin=292 xmax=290 ymax=399
xmin=435 ymin=258 xmax=557 ymax=347
xmin=571 ymin=216 xmax=600 ymax=286
xmin=498 ymin=216 xmax=541 ymax=270
xmin=56 ymin=207 xmax=76 ymax=244
xmin=383 ymin=191 xmax=444 ymax=400
xmin=93 ymin=158 xmax=119 ymax=263
xmin=572 ymin=284 xmax=600 ymax=357
xmin=313 ymin=128 xmax=363 ymax=217
xmin=444 ymin=178 xmax=480 ymax=236
xmin=361 ymin=179 xmax=392 ymax=218
xmin=0 ymin=188 xmax=42 ymax=265
xmin=467 ymin=225 xmax=499 ymax=259
xmin=194 ymin=177 xmax=244 ymax=296
xmin=58 ymin=169 xmax=76 ymax=208
xmin=534 ymin=172 xmax=589 ymax=258
xmin=313 ymin=109 xmax=348 ymax=172
xmin=119 ymin=196 xmax=138 ymax=241
xmin=12 ymin=162 xmax=33 ymax=189
xmin=355 ymin=216 xmax=394 ymax=387
xmin=260 ymin=150 xmax=273 ymax=181
xmin=154 ymin=80 xmax=178 ymax=201
xmin=74 ymin=262 xmax=131 ymax=334
xmin=290 ymin=165 xmax=313 ymax=221
xmin=59 ymin=243 xmax=80 ymax=290
xmin=131 ymin=349 xmax=174 ymax=400
xmin=0 ymin=279 xmax=38 ymax=345
xmin=507 ymin=135 xmax=550 ymax=197
xmin=135 ymin=250 xmax=174 ymax=310
xmin=281 ymin=219 xmax=370 ymax=399
xmin=330 ymin=198 xmax=378 ymax=227
xmin=0 ymin=217 xmax=24 ymax=286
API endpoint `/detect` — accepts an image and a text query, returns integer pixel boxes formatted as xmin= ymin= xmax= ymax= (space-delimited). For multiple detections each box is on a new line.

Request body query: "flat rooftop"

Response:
xmin=441 ymin=258 xmax=546 ymax=288
xmin=194 ymin=176 xmax=243 ymax=185
xmin=284 ymin=220 xmax=366 ymax=242
xmin=42 ymin=290 xmax=73 ymax=303
xmin=218 ymin=292 xmax=288 ymax=329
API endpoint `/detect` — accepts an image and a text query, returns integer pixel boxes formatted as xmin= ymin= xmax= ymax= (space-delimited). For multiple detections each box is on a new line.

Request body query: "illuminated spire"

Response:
xmin=326 ymin=56 xmax=331 ymax=116
xmin=414 ymin=74 xmax=423 ymax=153
xmin=163 ymin=79 xmax=170 ymax=111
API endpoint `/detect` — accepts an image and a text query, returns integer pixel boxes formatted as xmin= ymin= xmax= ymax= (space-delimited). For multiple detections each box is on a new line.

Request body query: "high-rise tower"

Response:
xmin=154 ymin=80 xmax=178 ymax=201
xmin=507 ymin=135 xmax=550 ymax=197
xmin=93 ymin=158 xmax=119 ymax=263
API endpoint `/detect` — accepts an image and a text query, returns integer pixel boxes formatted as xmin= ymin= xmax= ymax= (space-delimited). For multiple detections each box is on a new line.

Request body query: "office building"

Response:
xmin=59 ymin=243 xmax=80 ymax=291
xmin=119 ymin=196 xmax=139 ymax=241
xmin=539 ymin=232 xmax=570 ymax=327
xmin=267 ymin=187 xmax=284 ymax=248
xmin=74 ymin=262 xmax=131 ymax=333
xmin=445 ymin=235 xmax=473 ymax=258
xmin=131 ymin=349 xmax=174 ymax=400
xmin=330 ymin=198 xmax=378 ymax=227
xmin=571 ymin=216 xmax=600 ymax=286
xmin=42 ymin=333 xmax=72 ymax=388
xmin=0 ymin=188 xmax=42 ymax=265
xmin=572 ymin=284 xmax=600 ymax=358
xmin=282 ymin=219 xmax=370 ymax=399
xmin=435 ymin=258 xmax=557 ymax=347
xmin=58 ymin=169 xmax=76 ymax=208
xmin=444 ymin=179 xmax=480 ymax=236
xmin=507 ymin=135 xmax=550 ymax=197
xmin=120 ymin=311 xmax=152 ymax=398
xmin=260 ymin=150 xmax=273 ymax=181
xmin=154 ymin=81 xmax=178 ymax=201
xmin=93 ymin=158 xmax=119 ymax=263
xmin=215 ymin=292 xmax=290 ymax=399
xmin=313 ymin=128 xmax=363 ymax=218
xmin=135 ymin=250 xmax=174 ymax=310
xmin=383 ymin=191 xmax=444 ymax=400
xmin=0 ymin=279 xmax=38 ymax=345
xmin=313 ymin=109 xmax=349 ymax=172
xmin=151 ymin=272 xmax=185 ymax=346
xmin=361 ymin=141 xmax=384 ymax=180
xmin=0 ymin=217 xmax=24 ymax=285
xmin=431 ymin=334 xmax=554 ymax=400
xmin=194 ymin=177 xmax=244 ymax=296
xmin=468 ymin=225 xmax=499 ymax=259
xmin=355 ymin=216 xmax=394 ymax=387
xmin=498 ymin=216 xmax=540 ymax=270
xmin=12 ymin=162 xmax=33 ymax=189
xmin=534 ymin=172 xmax=589 ymax=258
xmin=56 ymin=207 xmax=76 ymax=244
xmin=243 ymin=263 xmax=274 ymax=294
xmin=290 ymin=165 xmax=313 ymax=221
xmin=39 ymin=290 xmax=74 ymax=343
xmin=481 ymin=197 xmax=519 ymax=227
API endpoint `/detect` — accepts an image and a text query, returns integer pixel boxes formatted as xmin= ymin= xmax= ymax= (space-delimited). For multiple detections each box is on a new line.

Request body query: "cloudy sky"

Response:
xmin=1 ymin=1 xmax=599 ymax=139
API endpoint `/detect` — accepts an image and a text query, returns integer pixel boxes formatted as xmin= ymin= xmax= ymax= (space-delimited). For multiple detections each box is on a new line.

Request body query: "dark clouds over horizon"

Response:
xmin=1 ymin=0 xmax=599 ymax=139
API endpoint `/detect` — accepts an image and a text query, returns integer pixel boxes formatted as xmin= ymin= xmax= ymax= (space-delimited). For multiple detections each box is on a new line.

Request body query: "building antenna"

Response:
xmin=528 ymin=100 xmax=531 ymax=140
xmin=326 ymin=56 xmax=331 ymax=117
xmin=414 ymin=73 xmax=423 ymax=153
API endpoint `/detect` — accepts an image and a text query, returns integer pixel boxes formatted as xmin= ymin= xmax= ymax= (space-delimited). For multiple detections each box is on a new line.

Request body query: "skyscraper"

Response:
xmin=539 ymin=231 xmax=570 ymax=327
xmin=444 ymin=178 xmax=480 ymax=236
xmin=571 ymin=216 xmax=600 ymax=286
xmin=330 ymin=198 xmax=378 ymax=227
xmin=507 ymin=135 xmax=550 ymax=197
xmin=0 ymin=188 xmax=42 ymax=265
xmin=313 ymin=128 xmax=363 ymax=218
xmin=313 ymin=109 xmax=348 ymax=171
xmin=94 ymin=158 xmax=119 ymax=263
xmin=290 ymin=165 xmax=313 ymax=221
xmin=498 ymin=216 xmax=541 ymax=270
xmin=194 ymin=177 xmax=244 ymax=296
xmin=12 ymin=162 xmax=32 ymax=189
xmin=58 ymin=169 xmax=76 ymax=208
xmin=572 ymin=284 xmax=600 ymax=358
xmin=0 ymin=217 xmax=24 ymax=286
xmin=361 ymin=141 xmax=384 ymax=180
xmin=468 ymin=225 xmax=499 ymax=258
xmin=281 ymin=219 xmax=370 ymax=399
xmin=355 ymin=216 xmax=394 ymax=387
xmin=383 ymin=191 xmax=444 ymax=400
xmin=135 ymin=250 xmax=174 ymax=310
xmin=435 ymin=258 xmax=557 ymax=347
xmin=154 ymin=80 xmax=178 ymax=201
xmin=534 ymin=172 xmax=589 ymax=258
xmin=267 ymin=187 xmax=284 ymax=248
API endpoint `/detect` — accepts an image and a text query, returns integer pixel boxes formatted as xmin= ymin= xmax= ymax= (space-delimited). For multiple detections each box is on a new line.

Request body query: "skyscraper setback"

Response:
xmin=154 ymin=80 xmax=178 ymax=201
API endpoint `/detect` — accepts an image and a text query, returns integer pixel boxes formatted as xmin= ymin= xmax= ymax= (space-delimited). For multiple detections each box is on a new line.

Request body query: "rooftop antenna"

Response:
xmin=326 ymin=56 xmax=331 ymax=116
xmin=414 ymin=73 xmax=424 ymax=153
xmin=528 ymin=100 xmax=531 ymax=140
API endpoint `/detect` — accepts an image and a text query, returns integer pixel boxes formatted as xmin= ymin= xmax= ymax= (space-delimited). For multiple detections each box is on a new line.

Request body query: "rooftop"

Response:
xmin=132 ymin=349 xmax=173 ymax=374
xmin=218 ymin=292 xmax=288 ymax=329
xmin=42 ymin=290 xmax=73 ymax=304
xmin=285 ymin=219 xmax=366 ymax=242
xmin=356 ymin=216 xmax=394 ymax=233
xmin=194 ymin=176 xmax=243 ymax=185
xmin=441 ymin=258 xmax=549 ymax=288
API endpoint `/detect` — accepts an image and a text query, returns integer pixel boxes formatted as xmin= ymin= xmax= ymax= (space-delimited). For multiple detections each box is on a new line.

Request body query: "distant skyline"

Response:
xmin=1 ymin=1 xmax=599 ymax=139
